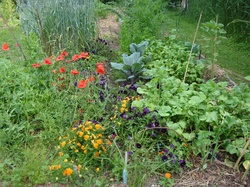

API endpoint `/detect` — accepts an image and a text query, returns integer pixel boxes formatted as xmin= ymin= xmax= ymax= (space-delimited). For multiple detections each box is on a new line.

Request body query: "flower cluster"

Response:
xmin=49 ymin=121 xmax=111 ymax=181
xmin=31 ymin=50 xmax=105 ymax=91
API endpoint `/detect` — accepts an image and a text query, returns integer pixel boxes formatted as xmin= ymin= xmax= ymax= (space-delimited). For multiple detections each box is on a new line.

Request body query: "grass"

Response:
xmin=165 ymin=10 xmax=250 ymax=79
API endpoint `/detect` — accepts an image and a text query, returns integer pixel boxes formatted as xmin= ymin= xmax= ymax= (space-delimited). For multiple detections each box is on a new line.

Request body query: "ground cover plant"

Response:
xmin=1 ymin=0 xmax=250 ymax=186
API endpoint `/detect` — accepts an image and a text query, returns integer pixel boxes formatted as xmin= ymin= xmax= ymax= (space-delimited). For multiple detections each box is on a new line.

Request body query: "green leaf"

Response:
xmin=122 ymin=52 xmax=141 ymax=66
xmin=200 ymin=111 xmax=218 ymax=122
xmin=182 ymin=132 xmax=196 ymax=141
xmin=244 ymin=76 xmax=250 ymax=81
xmin=158 ymin=106 xmax=171 ymax=117
xmin=110 ymin=62 xmax=124 ymax=70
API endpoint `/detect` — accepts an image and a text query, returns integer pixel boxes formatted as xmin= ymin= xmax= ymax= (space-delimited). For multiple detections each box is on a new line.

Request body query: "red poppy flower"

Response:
xmin=71 ymin=69 xmax=79 ymax=75
xmin=71 ymin=54 xmax=79 ymax=62
xmin=56 ymin=55 xmax=64 ymax=61
xmin=32 ymin=63 xmax=41 ymax=68
xmin=15 ymin=43 xmax=19 ymax=47
xmin=78 ymin=80 xmax=87 ymax=89
xmin=79 ymin=52 xmax=89 ymax=59
xmin=60 ymin=66 xmax=66 ymax=73
xmin=52 ymin=69 xmax=57 ymax=74
xmin=44 ymin=58 xmax=52 ymax=65
xmin=2 ymin=42 xmax=9 ymax=51
xmin=61 ymin=51 xmax=68 ymax=56
xmin=96 ymin=62 xmax=105 ymax=74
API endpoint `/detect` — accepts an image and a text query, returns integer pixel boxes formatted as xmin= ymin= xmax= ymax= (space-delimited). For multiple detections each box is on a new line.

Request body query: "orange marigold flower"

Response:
xmin=77 ymin=131 xmax=84 ymax=137
xmin=95 ymin=151 xmax=100 ymax=157
xmin=61 ymin=141 xmax=66 ymax=147
xmin=32 ymin=63 xmax=41 ymax=68
xmin=96 ymin=139 xmax=103 ymax=145
xmin=59 ymin=152 xmax=63 ymax=156
xmin=60 ymin=66 xmax=66 ymax=73
xmin=63 ymin=168 xmax=73 ymax=176
xmin=56 ymin=165 xmax=61 ymax=170
xmin=2 ymin=42 xmax=9 ymax=51
xmin=44 ymin=58 xmax=52 ymax=65
xmin=96 ymin=62 xmax=105 ymax=74
xmin=95 ymin=124 xmax=102 ymax=130
xmin=71 ymin=69 xmax=79 ymax=75
xmin=93 ymin=143 xmax=99 ymax=149
xmin=165 ymin=172 xmax=171 ymax=179
xmin=84 ymin=135 xmax=89 ymax=141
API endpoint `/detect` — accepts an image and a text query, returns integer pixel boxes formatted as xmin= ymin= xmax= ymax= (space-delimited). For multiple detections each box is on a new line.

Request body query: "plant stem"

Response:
xmin=0 ymin=14 xmax=27 ymax=61
xmin=183 ymin=12 xmax=202 ymax=83
xmin=234 ymin=138 xmax=250 ymax=170
xmin=211 ymin=15 xmax=218 ymax=79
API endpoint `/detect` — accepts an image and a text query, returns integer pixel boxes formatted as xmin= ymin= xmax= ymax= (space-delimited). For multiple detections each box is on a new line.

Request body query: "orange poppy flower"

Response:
xmin=89 ymin=76 xmax=95 ymax=82
xmin=44 ymin=58 xmax=52 ymax=65
xmin=71 ymin=69 xmax=79 ymax=75
xmin=2 ymin=42 xmax=9 ymax=51
xmin=60 ymin=66 xmax=66 ymax=73
xmin=78 ymin=80 xmax=87 ymax=89
xmin=96 ymin=62 xmax=105 ymax=74
xmin=32 ymin=63 xmax=41 ymax=68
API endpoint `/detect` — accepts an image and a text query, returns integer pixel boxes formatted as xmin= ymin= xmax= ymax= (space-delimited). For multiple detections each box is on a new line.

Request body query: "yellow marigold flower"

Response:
xmin=77 ymin=142 xmax=81 ymax=146
xmin=72 ymin=127 xmax=76 ymax=131
xmin=96 ymin=168 xmax=100 ymax=172
xmin=59 ymin=152 xmax=63 ymax=156
xmin=97 ymin=134 xmax=103 ymax=138
xmin=117 ymin=122 xmax=121 ymax=126
xmin=85 ymin=167 xmax=88 ymax=171
xmin=75 ymin=149 xmax=79 ymax=153
xmin=79 ymin=174 xmax=82 ymax=178
xmin=77 ymin=131 xmax=84 ymax=137
xmin=93 ymin=143 xmax=99 ymax=149
xmin=64 ymin=159 xmax=68 ymax=163
xmin=61 ymin=141 xmax=66 ymax=147
xmin=122 ymin=104 xmax=126 ymax=108
xmin=84 ymin=135 xmax=89 ymax=141
xmin=77 ymin=165 xmax=82 ymax=171
xmin=58 ymin=136 xmax=62 ymax=140
xmin=102 ymin=146 xmax=107 ymax=152
xmin=49 ymin=165 xmax=55 ymax=170
xmin=165 ymin=172 xmax=171 ymax=179
xmin=96 ymin=139 xmax=103 ymax=145
xmin=84 ymin=149 xmax=87 ymax=154
xmin=85 ymin=121 xmax=91 ymax=125
xmin=81 ymin=145 xmax=85 ymax=150
xmin=95 ymin=124 xmax=102 ymax=130
xmin=88 ymin=125 xmax=93 ymax=130
xmin=57 ymin=146 xmax=61 ymax=149
xmin=70 ymin=146 xmax=75 ymax=149
xmin=63 ymin=168 xmax=73 ymax=176
xmin=120 ymin=108 xmax=125 ymax=112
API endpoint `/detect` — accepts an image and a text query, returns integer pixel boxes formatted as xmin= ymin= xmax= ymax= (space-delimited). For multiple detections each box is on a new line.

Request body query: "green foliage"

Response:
xmin=186 ymin=0 xmax=250 ymax=42
xmin=119 ymin=0 xmax=165 ymax=53
xmin=144 ymin=35 xmax=205 ymax=84
xmin=111 ymin=41 xmax=150 ymax=83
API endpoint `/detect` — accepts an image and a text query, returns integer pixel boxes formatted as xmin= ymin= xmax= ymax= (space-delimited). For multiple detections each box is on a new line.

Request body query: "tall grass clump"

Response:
xmin=16 ymin=0 xmax=97 ymax=55
xmin=186 ymin=0 xmax=250 ymax=43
